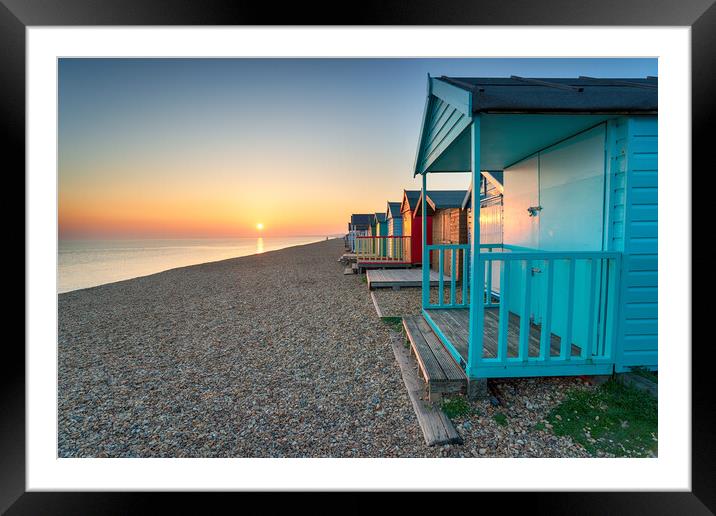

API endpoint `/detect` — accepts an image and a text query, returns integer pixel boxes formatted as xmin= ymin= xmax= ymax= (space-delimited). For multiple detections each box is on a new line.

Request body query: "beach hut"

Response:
xmin=368 ymin=212 xmax=388 ymax=257
xmin=463 ymin=171 xmax=504 ymax=247
xmin=370 ymin=212 xmax=387 ymax=237
xmin=400 ymin=190 xmax=432 ymax=265
xmin=414 ymin=190 xmax=469 ymax=281
xmin=347 ymin=214 xmax=371 ymax=253
xmin=406 ymin=75 xmax=657 ymax=398
xmin=385 ymin=201 xmax=406 ymax=260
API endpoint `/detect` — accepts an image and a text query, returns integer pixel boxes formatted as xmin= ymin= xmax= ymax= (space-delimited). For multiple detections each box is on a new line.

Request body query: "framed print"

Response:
xmin=4 ymin=0 xmax=711 ymax=512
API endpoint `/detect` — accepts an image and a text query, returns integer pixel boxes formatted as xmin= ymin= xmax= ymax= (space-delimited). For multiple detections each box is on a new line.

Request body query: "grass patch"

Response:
xmin=548 ymin=379 xmax=657 ymax=457
xmin=441 ymin=396 xmax=471 ymax=419
xmin=630 ymin=366 xmax=658 ymax=384
xmin=493 ymin=412 xmax=508 ymax=426
xmin=381 ymin=316 xmax=404 ymax=333
xmin=532 ymin=422 xmax=546 ymax=432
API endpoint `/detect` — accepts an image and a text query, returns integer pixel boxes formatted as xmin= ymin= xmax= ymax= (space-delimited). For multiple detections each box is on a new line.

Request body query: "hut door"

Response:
xmin=538 ymin=124 xmax=607 ymax=351
xmin=503 ymin=154 xmax=540 ymax=248
xmin=503 ymin=155 xmax=544 ymax=324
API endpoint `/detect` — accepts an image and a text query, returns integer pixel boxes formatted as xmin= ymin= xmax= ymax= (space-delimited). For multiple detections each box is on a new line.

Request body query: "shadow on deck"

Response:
xmin=367 ymin=268 xmax=449 ymax=289
xmin=425 ymin=308 xmax=581 ymax=361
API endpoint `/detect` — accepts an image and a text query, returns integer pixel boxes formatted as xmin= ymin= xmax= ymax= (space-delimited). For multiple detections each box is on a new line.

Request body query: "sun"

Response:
xmin=256 ymin=223 xmax=264 ymax=231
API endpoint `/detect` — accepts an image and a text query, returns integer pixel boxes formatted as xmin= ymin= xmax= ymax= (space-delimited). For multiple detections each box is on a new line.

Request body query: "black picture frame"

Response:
xmin=4 ymin=0 xmax=710 ymax=512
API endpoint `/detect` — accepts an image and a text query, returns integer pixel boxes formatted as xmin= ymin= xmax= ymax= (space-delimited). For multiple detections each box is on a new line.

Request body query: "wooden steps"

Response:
xmin=402 ymin=316 xmax=467 ymax=402
xmin=389 ymin=333 xmax=462 ymax=446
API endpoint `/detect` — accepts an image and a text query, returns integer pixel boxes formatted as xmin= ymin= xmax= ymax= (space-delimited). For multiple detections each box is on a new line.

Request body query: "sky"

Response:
xmin=58 ymin=58 xmax=657 ymax=239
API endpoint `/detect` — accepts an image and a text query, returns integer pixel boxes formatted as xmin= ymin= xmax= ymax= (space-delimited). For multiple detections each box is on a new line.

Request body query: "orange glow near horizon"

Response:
xmin=57 ymin=164 xmax=470 ymax=239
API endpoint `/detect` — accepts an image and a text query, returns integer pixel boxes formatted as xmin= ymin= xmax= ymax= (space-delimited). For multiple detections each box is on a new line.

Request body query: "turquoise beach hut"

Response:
xmin=370 ymin=212 xmax=387 ymax=237
xmin=386 ymin=201 xmax=404 ymax=260
xmin=370 ymin=212 xmax=388 ymax=257
xmin=407 ymin=75 xmax=657 ymax=398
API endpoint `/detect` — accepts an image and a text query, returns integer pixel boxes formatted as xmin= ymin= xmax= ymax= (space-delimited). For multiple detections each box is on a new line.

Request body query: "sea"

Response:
xmin=58 ymin=236 xmax=332 ymax=294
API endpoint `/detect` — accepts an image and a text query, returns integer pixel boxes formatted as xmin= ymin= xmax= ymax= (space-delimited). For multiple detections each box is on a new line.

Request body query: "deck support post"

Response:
xmin=421 ymin=172 xmax=429 ymax=309
xmin=467 ymin=115 xmax=483 ymax=379
xmin=467 ymin=378 xmax=488 ymax=400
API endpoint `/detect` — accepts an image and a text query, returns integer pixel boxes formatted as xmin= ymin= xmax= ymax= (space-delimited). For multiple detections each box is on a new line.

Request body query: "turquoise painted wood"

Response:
xmin=467 ymin=116 xmax=484 ymax=378
xmin=609 ymin=116 xmax=658 ymax=372
xmin=539 ymin=259 xmax=554 ymax=361
xmin=388 ymin=217 xmax=403 ymax=237
xmin=414 ymin=93 xmax=472 ymax=174
xmin=423 ymin=245 xmax=622 ymax=375
xmin=519 ymin=260 xmax=532 ymax=361
xmin=412 ymin=75 xmax=658 ymax=379
xmin=421 ymin=173 xmax=429 ymax=309
xmin=438 ymin=248 xmax=444 ymax=306
xmin=422 ymin=308 xmax=465 ymax=367
xmin=497 ymin=262 xmax=510 ymax=362
xmin=424 ymin=244 xmax=470 ymax=309
xmin=450 ymin=250 xmax=457 ymax=305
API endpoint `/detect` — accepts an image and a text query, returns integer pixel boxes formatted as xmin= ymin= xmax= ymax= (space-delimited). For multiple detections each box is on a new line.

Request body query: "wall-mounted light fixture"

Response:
xmin=527 ymin=205 xmax=543 ymax=217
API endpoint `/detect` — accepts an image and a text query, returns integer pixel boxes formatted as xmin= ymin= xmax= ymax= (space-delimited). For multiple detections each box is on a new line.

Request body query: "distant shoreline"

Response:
xmin=58 ymin=236 xmax=341 ymax=295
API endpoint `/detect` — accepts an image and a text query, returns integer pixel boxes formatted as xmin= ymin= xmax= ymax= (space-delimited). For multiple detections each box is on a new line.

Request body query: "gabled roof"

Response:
xmin=428 ymin=190 xmax=469 ymax=209
xmin=372 ymin=212 xmax=386 ymax=224
xmin=484 ymin=170 xmax=503 ymax=187
xmin=462 ymin=172 xmax=504 ymax=209
xmin=386 ymin=202 xmax=402 ymax=219
xmin=437 ymin=76 xmax=658 ymax=114
xmin=401 ymin=190 xmax=422 ymax=213
xmin=414 ymin=75 xmax=658 ymax=176
xmin=414 ymin=190 xmax=468 ymax=216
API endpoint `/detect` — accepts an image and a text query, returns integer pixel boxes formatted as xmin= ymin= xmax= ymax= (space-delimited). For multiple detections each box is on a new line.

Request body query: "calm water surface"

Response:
xmin=58 ymin=236 xmax=329 ymax=293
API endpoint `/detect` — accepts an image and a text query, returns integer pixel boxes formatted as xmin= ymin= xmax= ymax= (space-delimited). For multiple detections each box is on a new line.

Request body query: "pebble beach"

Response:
xmin=58 ymin=238 xmax=439 ymax=457
xmin=58 ymin=238 xmax=591 ymax=458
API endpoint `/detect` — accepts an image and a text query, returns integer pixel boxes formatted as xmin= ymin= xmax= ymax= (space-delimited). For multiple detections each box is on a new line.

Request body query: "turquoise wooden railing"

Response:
xmin=422 ymin=243 xmax=622 ymax=377
xmin=424 ymin=243 xmax=470 ymax=308
xmin=355 ymin=236 xmax=411 ymax=262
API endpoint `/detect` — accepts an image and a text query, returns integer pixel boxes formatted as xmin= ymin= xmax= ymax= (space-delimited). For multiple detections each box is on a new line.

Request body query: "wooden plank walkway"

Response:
xmin=367 ymin=268 xmax=450 ymax=290
xmin=425 ymin=308 xmax=581 ymax=361
xmin=402 ymin=316 xmax=467 ymax=402
xmin=389 ymin=332 xmax=462 ymax=446
xmin=369 ymin=291 xmax=383 ymax=317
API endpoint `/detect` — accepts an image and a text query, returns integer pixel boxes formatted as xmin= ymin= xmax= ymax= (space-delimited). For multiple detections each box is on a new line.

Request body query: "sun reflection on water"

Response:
xmin=256 ymin=237 xmax=264 ymax=254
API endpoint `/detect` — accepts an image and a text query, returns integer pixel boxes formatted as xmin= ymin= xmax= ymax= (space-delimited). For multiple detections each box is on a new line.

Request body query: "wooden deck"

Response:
xmin=367 ymin=268 xmax=449 ymax=290
xmin=402 ymin=316 xmax=467 ymax=402
xmin=357 ymin=261 xmax=412 ymax=272
xmin=425 ymin=308 xmax=581 ymax=361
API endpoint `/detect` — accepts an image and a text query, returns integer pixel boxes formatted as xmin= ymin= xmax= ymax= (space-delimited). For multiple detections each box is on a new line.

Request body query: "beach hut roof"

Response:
xmin=437 ymin=76 xmax=658 ymax=113
xmin=462 ymin=172 xmax=504 ymax=209
xmin=414 ymin=76 xmax=657 ymax=176
xmin=350 ymin=213 xmax=372 ymax=230
xmin=403 ymin=190 xmax=422 ymax=211
xmin=414 ymin=190 xmax=468 ymax=216
xmin=428 ymin=190 xmax=469 ymax=209
xmin=386 ymin=202 xmax=402 ymax=219
xmin=484 ymin=170 xmax=503 ymax=187
xmin=372 ymin=212 xmax=386 ymax=224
